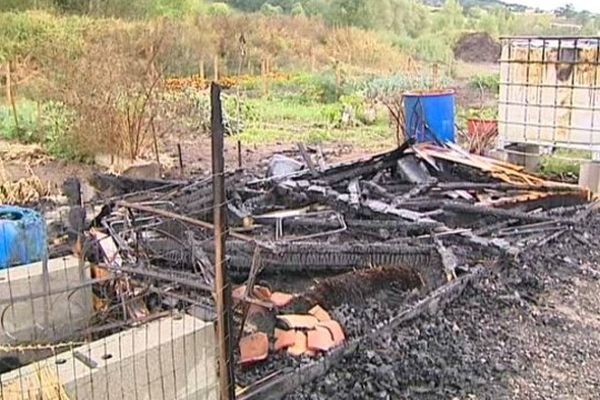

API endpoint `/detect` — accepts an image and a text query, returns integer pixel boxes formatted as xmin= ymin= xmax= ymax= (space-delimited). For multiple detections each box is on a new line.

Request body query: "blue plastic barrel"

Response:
xmin=404 ymin=89 xmax=456 ymax=143
xmin=0 ymin=206 xmax=47 ymax=269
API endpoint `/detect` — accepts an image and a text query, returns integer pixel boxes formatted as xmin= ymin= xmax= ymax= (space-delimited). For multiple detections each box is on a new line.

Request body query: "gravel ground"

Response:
xmin=288 ymin=217 xmax=600 ymax=400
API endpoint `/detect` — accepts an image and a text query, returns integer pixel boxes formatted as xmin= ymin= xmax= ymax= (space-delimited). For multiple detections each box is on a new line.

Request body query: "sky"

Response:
xmin=510 ymin=0 xmax=600 ymax=13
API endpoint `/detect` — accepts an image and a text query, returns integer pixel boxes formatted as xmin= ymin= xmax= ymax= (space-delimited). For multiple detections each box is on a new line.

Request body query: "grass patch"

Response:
xmin=237 ymin=124 xmax=394 ymax=149
xmin=539 ymin=149 xmax=591 ymax=180
xmin=0 ymin=99 xmax=81 ymax=160
xmin=236 ymin=95 xmax=394 ymax=149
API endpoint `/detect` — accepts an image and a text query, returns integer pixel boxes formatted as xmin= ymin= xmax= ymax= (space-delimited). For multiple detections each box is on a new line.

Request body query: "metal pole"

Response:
xmin=211 ymin=82 xmax=235 ymax=400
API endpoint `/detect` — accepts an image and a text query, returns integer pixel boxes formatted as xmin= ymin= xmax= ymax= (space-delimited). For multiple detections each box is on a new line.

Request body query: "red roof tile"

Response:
xmin=287 ymin=331 xmax=308 ymax=356
xmin=307 ymin=326 xmax=336 ymax=352
xmin=274 ymin=329 xmax=296 ymax=351
xmin=318 ymin=320 xmax=345 ymax=346
xmin=308 ymin=305 xmax=332 ymax=322
xmin=277 ymin=314 xmax=319 ymax=330
xmin=239 ymin=332 xmax=269 ymax=365
xmin=270 ymin=292 xmax=295 ymax=307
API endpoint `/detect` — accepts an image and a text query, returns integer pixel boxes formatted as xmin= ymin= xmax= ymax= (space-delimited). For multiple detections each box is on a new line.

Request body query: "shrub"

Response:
xmin=207 ymin=2 xmax=231 ymax=15
xmin=469 ymin=73 xmax=500 ymax=94
xmin=260 ymin=3 xmax=283 ymax=15
xmin=0 ymin=100 xmax=40 ymax=143
xmin=0 ymin=99 xmax=82 ymax=160
xmin=41 ymin=101 xmax=80 ymax=160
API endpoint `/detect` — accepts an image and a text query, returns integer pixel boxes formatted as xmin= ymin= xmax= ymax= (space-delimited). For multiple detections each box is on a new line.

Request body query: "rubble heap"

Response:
xmin=68 ymin=141 xmax=595 ymax=398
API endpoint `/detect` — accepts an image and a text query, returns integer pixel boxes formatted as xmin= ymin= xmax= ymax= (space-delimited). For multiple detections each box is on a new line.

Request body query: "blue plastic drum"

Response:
xmin=404 ymin=89 xmax=456 ymax=144
xmin=0 ymin=206 xmax=47 ymax=269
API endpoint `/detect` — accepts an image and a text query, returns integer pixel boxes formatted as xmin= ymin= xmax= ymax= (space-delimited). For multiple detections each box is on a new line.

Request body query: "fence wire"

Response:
xmin=0 ymin=187 xmax=230 ymax=400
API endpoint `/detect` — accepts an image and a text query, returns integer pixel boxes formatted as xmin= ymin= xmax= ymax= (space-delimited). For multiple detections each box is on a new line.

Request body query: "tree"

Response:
xmin=555 ymin=3 xmax=576 ymax=18
xmin=291 ymin=2 xmax=305 ymax=16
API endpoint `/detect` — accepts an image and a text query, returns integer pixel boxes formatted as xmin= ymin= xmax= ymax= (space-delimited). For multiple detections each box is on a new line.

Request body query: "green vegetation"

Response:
xmin=469 ymin=73 xmax=500 ymax=94
xmin=540 ymin=149 xmax=591 ymax=180
xmin=2 ymin=1 xmax=600 ymax=162
xmin=0 ymin=100 xmax=80 ymax=159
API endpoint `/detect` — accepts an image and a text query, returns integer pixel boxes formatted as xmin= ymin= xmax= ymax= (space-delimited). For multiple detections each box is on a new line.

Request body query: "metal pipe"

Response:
xmin=114 ymin=200 xmax=272 ymax=249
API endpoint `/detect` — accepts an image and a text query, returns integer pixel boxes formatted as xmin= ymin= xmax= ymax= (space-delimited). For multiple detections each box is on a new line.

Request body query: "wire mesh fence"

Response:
xmin=0 ymin=199 xmax=224 ymax=400
xmin=498 ymin=36 xmax=600 ymax=153
xmin=0 ymin=84 xmax=237 ymax=400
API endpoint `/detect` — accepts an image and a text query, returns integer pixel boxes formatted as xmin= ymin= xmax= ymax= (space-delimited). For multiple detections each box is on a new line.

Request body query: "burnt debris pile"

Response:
xmin=66 ymin=142 xmax=595 ymax=398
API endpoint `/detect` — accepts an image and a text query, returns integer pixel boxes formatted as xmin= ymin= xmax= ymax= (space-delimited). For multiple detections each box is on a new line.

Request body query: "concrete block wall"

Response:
xmin=0 ymin=314 xmax=218 ymax=400
xmin=0 ymin=255 xmax=92 ymax=343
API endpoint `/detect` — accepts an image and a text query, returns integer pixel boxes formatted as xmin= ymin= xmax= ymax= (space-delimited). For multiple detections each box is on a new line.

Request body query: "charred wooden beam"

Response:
xmin=89 ymin=173 xmax=182 ymax=196
xmin=203 ymin=241 xmax=441 ymax=279
xmin=443 ymin=202 xmax=571 ymax=223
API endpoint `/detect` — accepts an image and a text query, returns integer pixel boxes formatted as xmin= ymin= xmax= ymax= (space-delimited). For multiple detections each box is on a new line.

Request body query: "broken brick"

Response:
xmin=274 ymin=329 xmax=296 ymax=351
xmin=308 ymin=304 xmax=332 ymax=322
xmin=239 ymin=332 xmax=269 ymax=365
xmin=252 ymin=286 xmax=272 ymax=301
xmin=318 ymin=320 xmax=345 ymax=346
xmin=277 ymin=314 xmax=318 ymax=330
xmin=270 ymin=292 xmax=294 ymax=307
xmin=307 ymin=326 xmax=335 ymax=352
xmin=287 ymin=331 xmax=308 ymax=356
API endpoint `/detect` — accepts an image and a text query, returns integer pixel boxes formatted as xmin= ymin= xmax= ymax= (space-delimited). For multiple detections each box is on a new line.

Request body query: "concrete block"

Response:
xmin=504 ymin=144 xmax=541 ymax=172
xmin=0 ymin=314 xmax=218 ymax=400
xmin=579 ymin=161 xmax=600 ymax=193
xmin=0 ymin=255 xmax=92 ymax=343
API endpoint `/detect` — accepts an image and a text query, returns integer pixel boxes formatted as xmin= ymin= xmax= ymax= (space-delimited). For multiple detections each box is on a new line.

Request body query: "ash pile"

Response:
xmin=74 ymin=140 xmax=595 ymax=398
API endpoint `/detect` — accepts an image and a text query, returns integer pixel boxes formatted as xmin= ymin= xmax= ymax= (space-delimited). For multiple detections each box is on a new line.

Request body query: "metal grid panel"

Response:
xmin=498 ymin=36 xmax=600 ymax=152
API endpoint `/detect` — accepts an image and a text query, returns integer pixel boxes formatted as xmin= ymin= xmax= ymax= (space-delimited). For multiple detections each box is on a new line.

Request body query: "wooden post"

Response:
xmin=335 ymin=61 xmax=341 ymax=98
xmin=5 ymin=62 xmax=19 ymax=131
xmin=200 ymin=61 xmax=205 ymax=80
xmin=211 ymin=82 xmax=235 ymax=400
xmin=177 ymin=143 xmax=184 ymax=177
xmin=237 ymin=140 xmax=242 ymax=169
xmin=261 ymin=58 xmax=267 ymax=97
xmin=214 ymin=55 xmax=219 ymax=82
xmin=151 ymin=120 xmax=161 ymax=176
xmin=265 ymin=57 xmax=270 ymax=96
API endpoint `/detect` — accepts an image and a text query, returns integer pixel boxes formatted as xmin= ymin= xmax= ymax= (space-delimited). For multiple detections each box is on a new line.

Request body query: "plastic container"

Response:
xmin=0 ymin=206 xmax=47 ymax=269
xmin=403 ymin=89 xmax=456 ymax=143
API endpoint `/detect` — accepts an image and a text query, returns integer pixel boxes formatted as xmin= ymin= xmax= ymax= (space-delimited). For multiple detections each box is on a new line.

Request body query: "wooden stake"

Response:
xmin=200 ymin=61 xmax=205 ymax=80
xmin=214 ymin=55 xmax=219 ymax=82
xmin=211 ymin=82 xmax=236 ymax=400
xmin=177 ymin=143 xmax=184 ymax=177
xmin=5 ymin=62 xmax=19 ymax=131
xmin=151 ymin=120 xmax=161 ymax=176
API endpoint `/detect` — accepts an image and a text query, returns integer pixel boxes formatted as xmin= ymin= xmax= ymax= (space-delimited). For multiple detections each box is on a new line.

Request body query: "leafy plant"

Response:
xmin=41 ymin=101 xmax=79 ymax=160
xmin=0 ymin=100 xmax=40 ymax=143
xmin=363 ymin=74 xmax=452 ymax=144
xmin=462 ymin=107 xmax=498 ymax=120
xmin=469 ymin=73 xmax=500 ymax=94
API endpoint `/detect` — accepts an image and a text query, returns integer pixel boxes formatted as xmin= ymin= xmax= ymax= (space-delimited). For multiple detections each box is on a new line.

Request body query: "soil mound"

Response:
xmin=454 ymin=32 xmax=501 ymax=63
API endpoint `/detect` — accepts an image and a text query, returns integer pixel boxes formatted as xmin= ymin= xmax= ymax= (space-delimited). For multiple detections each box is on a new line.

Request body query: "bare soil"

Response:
xmin=454 ymin=32 xmax=502 ymax=64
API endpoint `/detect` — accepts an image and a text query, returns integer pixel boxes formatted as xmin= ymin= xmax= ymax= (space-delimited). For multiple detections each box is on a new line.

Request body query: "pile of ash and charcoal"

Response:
xmin=56 ymin=141 xmax=597 ymax=399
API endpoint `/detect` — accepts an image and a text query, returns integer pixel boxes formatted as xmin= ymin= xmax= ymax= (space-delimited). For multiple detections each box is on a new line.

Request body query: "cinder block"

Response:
xmin=0 ymin=255 xmax=92 ymax=343
xmin=579 ymin=161 xmax=600 ymax=193
xmin=504 ymin=144 xmax=540 ymax=172
xmin=0 ymin=314 xmax=219 ymax=400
